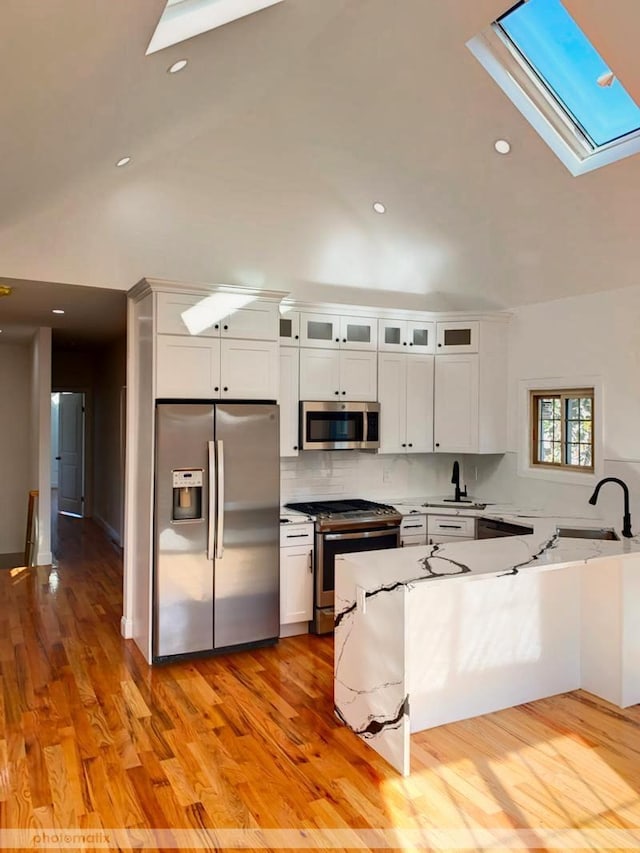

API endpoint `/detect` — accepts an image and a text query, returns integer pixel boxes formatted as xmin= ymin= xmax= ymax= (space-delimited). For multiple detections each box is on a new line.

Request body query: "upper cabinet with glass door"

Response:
xmin=300 ymin=312 xmax=377 ymax=350
xmin=378 ymin=319 xmax=435 ymax=354
xmin=279 ymin=310 xmax=300 ymax=347
xmin=436 ymin=321 xmax=479 ymax=353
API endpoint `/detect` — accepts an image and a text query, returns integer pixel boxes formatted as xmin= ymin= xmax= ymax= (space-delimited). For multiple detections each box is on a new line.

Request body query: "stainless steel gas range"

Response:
xmin=284 ymin=499 xmax=402 ymax=634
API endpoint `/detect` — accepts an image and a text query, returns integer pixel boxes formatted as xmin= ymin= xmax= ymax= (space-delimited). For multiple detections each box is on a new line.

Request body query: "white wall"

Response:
xmin=30 ymin=328 xmax=52 ymax=564
xmin=282 ymin=451 xmax=473 ymax=504
xmin=474 ymin=284 xmax=640 ymax=531
xmin=0 ymin=342 xmax=31 ymax=553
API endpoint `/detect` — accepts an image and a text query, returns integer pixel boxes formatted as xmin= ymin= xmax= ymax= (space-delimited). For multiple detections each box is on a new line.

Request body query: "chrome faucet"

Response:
xmin=451 ymin=460 xmax=467 ymax=503
xmin=588 ymin=477 xmax=633 ymax=538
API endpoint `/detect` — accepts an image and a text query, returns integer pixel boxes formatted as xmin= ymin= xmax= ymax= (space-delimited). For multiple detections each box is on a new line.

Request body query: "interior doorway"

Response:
xmin=51 ymin=391 xmax=86 ymax=519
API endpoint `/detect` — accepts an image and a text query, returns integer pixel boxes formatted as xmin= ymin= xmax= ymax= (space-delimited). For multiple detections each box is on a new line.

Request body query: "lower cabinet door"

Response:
xmin=400 ymin=534 xmax=426 ymax=547
xmin=280 ymin=546 xmax=313 ymax=624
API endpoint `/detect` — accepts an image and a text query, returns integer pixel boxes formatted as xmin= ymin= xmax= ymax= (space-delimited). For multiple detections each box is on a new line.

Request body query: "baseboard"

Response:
xmin=279 ymin=621 xmax=310 ymax=638
xmin=94 ymin=513 xmax=123 ymax=549
xmin=120 ymin=616 xmax=133 ymax=639
xmin=37 ymin=550 xmax=53 ymax=566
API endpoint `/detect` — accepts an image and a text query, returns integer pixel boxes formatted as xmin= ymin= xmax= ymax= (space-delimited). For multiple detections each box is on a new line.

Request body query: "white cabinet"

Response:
xmin=378 ymin=353 xmax=433 ymax=453
xmin=220 ymin=301 xmax=279 ymax=341
xmin=401 ymin=515 xmax=427 ymax=547
xmin=299 ymin=349 xmax=377 ymax=401
xmin=300 ymin=312 xmax=377 ymax=350
xmin=279 ymin=311 xmax=300 ymax=346
xmin=220 ymin=340 xmax=278 ymax=400
xmin=378 ymin=319 xmax=435 ymax=354
xmin=156 ymin=335 xmax=221 ymax=398
xmin=279 ymin=348 xmax=300 ymax=457
xmin=280 ymin=522 xmax=314 ymax=636
xmin=156 ymin=292 xmax=278 ymax=340
xmin=433 ymin=355 xmax=479 ymax=453
xmin=427 ymin=514 xmax=475 ymax=545
xmin=156 ymin=336 xmax=278 ymax=400
xmin=436 ymin=321 xmax=479 ymax=353
xmin=433 ymin=321 xmax=507 ymax=453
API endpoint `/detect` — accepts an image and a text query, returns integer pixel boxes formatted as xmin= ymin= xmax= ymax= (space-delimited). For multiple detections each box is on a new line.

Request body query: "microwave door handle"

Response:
xmin=363 ymin=411 xmax=368 ymax=444
xmin=215 ymin=439 xmax=225 ymax=559
xmin=207 ymin=441 xmax=215 ymax=560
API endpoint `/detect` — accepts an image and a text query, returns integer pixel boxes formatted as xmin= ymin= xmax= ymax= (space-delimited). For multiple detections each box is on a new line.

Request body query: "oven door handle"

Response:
xmin=324 ymin=528 xmax=400 ymax=542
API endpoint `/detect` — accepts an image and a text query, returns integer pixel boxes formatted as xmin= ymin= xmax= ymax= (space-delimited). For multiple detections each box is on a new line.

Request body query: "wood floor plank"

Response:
xmin=1 ymin=510 xmax=639 ymax=848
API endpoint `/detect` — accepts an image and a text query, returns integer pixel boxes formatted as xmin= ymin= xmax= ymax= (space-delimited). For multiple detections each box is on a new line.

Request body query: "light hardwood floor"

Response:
xmin=1 ymin=513 xmax=639 ymax=851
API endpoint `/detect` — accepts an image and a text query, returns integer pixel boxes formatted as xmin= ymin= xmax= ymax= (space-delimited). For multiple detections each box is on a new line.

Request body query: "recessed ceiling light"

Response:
xmin=168 ymin=59 xmax=188 ymax=74
xmin=373 ymin=201 xmax=386 ymax=214
xmin=52 ymin=309 xmax=65 ymax=315
xmin=494 ymin=139 xmax=511 ymax=155
xmin=115 ymin=156 xmax=131 ymax=167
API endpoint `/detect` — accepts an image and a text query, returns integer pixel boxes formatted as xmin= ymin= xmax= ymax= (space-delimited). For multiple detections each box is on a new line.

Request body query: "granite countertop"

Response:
xmin=334 ymin=505 xmax=640 ymax=610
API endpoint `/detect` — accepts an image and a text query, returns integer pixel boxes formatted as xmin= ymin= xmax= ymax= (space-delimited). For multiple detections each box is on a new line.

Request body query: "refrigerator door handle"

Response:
xmin=215 ymin=439 xmax=225 ymax=559
xmin=207 ymin=440 xmax=216 ymax=560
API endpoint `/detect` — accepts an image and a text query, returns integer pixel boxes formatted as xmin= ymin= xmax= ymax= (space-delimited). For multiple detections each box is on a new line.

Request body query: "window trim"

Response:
xmin=530 ymin=388 xmax=594 ymax=472
xmin=466 ymin=26 xmax=640 ymax=176
xmin=517 ymin=376 xmax=604 ymax=484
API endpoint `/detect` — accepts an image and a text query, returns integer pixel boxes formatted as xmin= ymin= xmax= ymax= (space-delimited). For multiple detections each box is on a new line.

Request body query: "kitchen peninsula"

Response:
xmin=334 ymin=511 xmax=640 ymax=775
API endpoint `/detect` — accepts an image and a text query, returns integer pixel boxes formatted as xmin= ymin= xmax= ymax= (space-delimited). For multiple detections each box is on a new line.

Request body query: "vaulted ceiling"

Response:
xmin=1 ymin=0 xmax=639 ymax=333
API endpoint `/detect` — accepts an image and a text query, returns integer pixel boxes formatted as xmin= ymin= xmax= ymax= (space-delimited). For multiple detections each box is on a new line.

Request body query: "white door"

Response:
xmin=405 ymin=355 xmax=434 ymax=453
xmin=279 ymin=348 xmax=300 ymax=457
xmin=339 ymin=350 xmax=377 ymax=401
xmin=377 ymin=353 xmax=407 ymax=453
xmin=299 ymin=348 xmax=340 ymax=400
xmin=58 ymin=392 xmax=85 ymax=516
xmin=433 ymin=355 xmax=479 ymax=452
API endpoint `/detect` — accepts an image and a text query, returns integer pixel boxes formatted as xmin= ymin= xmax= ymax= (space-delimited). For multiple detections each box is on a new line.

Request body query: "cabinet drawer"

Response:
xmin=280 ymin=524 xmax=314 ymax=547
xmin=429 ymin=534 xmax=474 ymax=545
xmin=400 ymin=516 xmax=427 ymax=535
xmin=427 ymin=515 xmax=476 ymax=537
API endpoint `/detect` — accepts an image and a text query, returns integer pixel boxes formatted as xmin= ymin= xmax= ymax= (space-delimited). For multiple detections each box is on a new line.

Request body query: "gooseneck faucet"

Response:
xmin=451 ymin=460 xmax=467 ymax=503
xmin=588 ymin=477 xmax=633 ymax=538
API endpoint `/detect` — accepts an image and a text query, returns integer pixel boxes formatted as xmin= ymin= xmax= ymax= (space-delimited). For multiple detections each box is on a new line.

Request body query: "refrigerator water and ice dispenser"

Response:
xmin=171 ymin=469 xmax=203 ymax=521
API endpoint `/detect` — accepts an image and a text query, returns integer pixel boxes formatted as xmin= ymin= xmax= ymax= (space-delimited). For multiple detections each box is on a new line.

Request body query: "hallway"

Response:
xmin=1 ymin=517 xmax=640 ymax=849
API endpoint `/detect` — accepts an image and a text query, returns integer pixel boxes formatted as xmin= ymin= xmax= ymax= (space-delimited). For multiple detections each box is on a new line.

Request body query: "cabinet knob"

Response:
xmin=343 ymin=338 xmax=347 ymax=343
xmin=401 ymin=443 xmax=406 ymax=448
xmin=214 ymin=386 xmax=219 ymax=392
xmin=293 ymin=445 xmax=298 ymax=450
xmin=438 ymin=343 xmax=442 ymax=347
xmin=224 ymin=325 xmax=229 ymax=331
xmin=435 ymin=442 xmax=440 ymax=447
xmin=341 ymin=390 xmax=346 ymax=395
xmin=295 ymin=335 xmax=299 ymax=340
xmin=215 ymin=324 xmax=219 ymax=330
xmin=409 ymin=342 xmax=413 ymax=346
xmin=335 ymin=338 xmax=340 ymax=342
xmin=403 ymin=342 xmax=407 ymax=346
xmin=334 ymin=390 xmax=339 ymax=395
xmin=408 ymin=443 xmax=413 ymax=447
xmin=223 ymin=386 xmax=228 ymax=392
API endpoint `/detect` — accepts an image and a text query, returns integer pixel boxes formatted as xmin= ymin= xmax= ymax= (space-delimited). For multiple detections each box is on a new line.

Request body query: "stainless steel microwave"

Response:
xmin=300 ymin=401 xmax=380 ymax=451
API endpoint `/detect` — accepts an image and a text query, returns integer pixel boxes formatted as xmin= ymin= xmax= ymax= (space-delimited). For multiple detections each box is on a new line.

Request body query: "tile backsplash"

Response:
xmin=280 ymin=451 xmax=473 ymax=503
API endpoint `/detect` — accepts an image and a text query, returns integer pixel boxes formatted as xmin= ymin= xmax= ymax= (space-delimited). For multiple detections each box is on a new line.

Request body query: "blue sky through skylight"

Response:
xmin=498 ymin=0 xmax=640 ymax=147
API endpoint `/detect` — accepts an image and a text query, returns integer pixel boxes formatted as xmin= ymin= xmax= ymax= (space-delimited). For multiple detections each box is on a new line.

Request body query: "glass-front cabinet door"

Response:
xmin=436 ymin=321 xmax=479 ymax=353
xmin=279 ymin=310 xmax=300 ymax=347
xmin=300 ymin=312 xmax=341 ymax=349
xmin=378 ymin=319 xmax=407 ymax=352
xmin=407 ymin=321 xmax=436 ymax=353
xmin=338 ymin=316 xmax=377 ymax=350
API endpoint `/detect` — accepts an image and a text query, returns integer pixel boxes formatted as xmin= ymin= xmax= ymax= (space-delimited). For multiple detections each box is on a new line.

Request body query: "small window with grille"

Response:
xmin=530 ymin=388 xmax=594 ymax=471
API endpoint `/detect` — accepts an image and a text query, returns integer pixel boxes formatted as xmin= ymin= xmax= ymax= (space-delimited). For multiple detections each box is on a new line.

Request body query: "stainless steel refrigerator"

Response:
xmin=153 ymin=402 xmax=280 ymax=661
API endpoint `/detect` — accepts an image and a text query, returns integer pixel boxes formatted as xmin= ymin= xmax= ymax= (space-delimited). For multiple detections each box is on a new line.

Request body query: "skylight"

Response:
xmin=467 ymin=0 xmax=640 ymax=175
xmin=146 ymin=0 xmax=284 ymax=55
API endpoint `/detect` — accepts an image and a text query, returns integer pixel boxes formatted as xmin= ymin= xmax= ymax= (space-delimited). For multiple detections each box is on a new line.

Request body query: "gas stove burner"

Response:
xmin=284 ymin=498 xmax=402 ymax=531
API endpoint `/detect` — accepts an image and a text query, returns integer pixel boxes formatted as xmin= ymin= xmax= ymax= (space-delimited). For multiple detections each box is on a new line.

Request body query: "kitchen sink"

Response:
xmin=422 ymin=501 xmax=488 ymax=510
xmin=555 ymin=526 xmax=619 ymax=541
